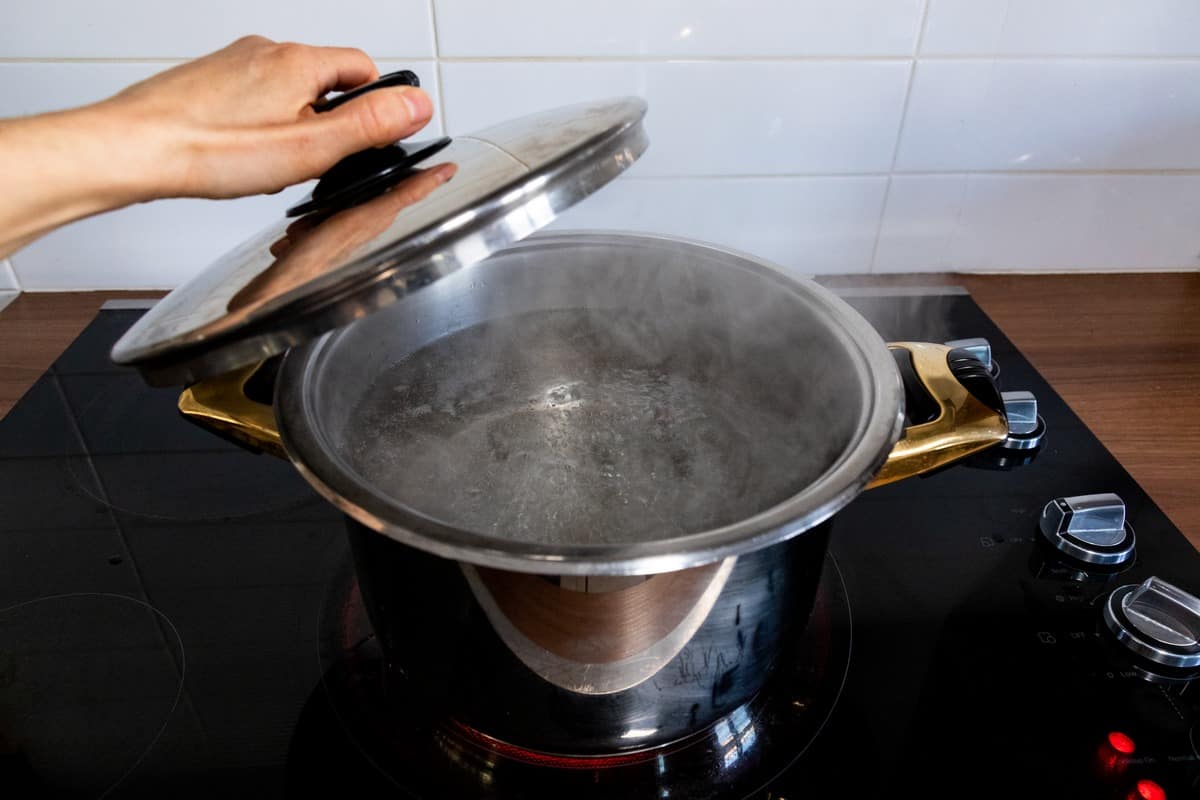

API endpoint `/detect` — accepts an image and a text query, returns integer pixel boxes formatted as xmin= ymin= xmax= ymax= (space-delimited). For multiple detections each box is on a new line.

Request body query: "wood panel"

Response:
xmin=1 ymin=274 xmax=1196 ymax=548
xmin=959 ymin=273 xmax=1200 ymax=547
xmin=0 ymin=291 xmax=164 ymax=415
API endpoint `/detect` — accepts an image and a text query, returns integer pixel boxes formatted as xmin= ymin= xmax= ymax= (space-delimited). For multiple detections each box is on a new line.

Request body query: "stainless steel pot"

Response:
xmin=174 ymin=232 xmax=1010 ymax=753
xmin=108 ymin=93 xmax=1012 ymax=757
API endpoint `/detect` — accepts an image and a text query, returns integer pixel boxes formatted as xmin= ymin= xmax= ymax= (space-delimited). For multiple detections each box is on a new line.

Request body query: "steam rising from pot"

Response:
xmin=333 ymin=237 xmax=871 ymax=549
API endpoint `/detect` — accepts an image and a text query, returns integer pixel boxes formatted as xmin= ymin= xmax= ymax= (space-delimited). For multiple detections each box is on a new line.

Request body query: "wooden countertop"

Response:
xmin=2 ymin=273 xmax=1197 ymax=549
xmin=961 ymin=273 xmax=1199 ymax=548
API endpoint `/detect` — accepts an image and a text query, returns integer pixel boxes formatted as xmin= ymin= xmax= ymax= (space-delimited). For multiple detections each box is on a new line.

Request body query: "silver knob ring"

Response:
xmin=1042 ymin=520 xmax=1135 ymax=566
xmin=1003 ymin=415 xmax=1046 ymax=450
xmin=1104 ymin=583 xmax=1200 ymax=669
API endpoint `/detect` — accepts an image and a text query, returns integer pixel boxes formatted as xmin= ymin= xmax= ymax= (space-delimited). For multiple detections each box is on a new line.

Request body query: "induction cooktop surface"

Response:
xmin=1 ymin=289 xmax=1197 ymax=799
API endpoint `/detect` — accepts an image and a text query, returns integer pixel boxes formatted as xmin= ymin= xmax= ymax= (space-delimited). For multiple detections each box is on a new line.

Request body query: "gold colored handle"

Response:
xmin=177 ymin=362 xmax=286 ymax=459
xmin=178 ymin=345 xmax=1004 ymax=481
xmin=867 ymin=342 xmax=1007 ymax=489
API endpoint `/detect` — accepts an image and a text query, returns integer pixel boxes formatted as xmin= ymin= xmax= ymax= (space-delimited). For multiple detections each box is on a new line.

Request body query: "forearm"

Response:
xmin=0 ymin=37 xmax=433 ymax=263
xmin=0 ymin=103 xmax=163 ymax=260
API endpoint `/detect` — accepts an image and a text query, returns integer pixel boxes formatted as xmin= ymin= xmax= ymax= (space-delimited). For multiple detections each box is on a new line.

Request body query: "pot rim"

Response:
xmin=276 ymin=231 xmax=905 ymax=576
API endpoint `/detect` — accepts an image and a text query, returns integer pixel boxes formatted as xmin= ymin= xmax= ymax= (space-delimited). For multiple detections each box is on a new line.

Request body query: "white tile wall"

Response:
xmin=2 ymin=1 xmax=1199 ymax=285
xmin=1 ymin=61 xmax=183 ymax=115
xmin=0 ymin=0 xmax=434 ymax=58
xmin=876 ymin=174 xmax=1200 ymax=272
xmin=11 ymin=191 xmax=311 ymax=291
xmin=434 ymin=0 xmax=923 ymax=57
xmin=896 ymin=60 xmax=1200 ymax=172
xmin=441 ymin=60 xmax=910 ymax=176
xmin=551 ymin=177 xmax=888 ymax=274
xmin=922 ymin=0 xmax=1200 ymax=57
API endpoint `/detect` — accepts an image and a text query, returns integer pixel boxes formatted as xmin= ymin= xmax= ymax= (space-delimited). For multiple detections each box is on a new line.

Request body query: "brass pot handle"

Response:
xmin=177 ymin=344 xmax=1006 ymax=481
xmin=867 ymin=342 xmax=1008 ymax=489
xmin=177 ymin=361 xmax=287 ymax=459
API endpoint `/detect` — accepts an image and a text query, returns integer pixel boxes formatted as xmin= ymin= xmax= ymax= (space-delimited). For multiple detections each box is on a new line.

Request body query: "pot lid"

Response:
xmin=111 ymin=95 xmax=648 ymax=385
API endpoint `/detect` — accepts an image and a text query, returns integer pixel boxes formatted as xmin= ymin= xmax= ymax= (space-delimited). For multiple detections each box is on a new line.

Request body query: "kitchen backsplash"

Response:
xmin=1 ymin=0 xmax=1198 ymax=289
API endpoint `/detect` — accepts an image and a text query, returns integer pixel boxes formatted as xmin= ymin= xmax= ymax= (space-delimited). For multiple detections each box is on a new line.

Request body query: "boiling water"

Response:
xmin=346 ymin=308 xmax=840 ymax=546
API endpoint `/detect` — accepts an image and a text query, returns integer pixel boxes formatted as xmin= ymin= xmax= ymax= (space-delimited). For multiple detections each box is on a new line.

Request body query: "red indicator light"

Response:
xmin=1107 ymin=731 xmax=1137 ymax=755
xmin=1095 ymin=730 xmax=1136 ymax=780
xmin=1134 ymin=779 xmax=1167 ymax=800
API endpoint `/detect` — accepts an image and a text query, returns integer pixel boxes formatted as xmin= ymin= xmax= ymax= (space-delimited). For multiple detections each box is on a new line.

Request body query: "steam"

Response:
xmin=338 ymin=238 xmax=869 ymax=548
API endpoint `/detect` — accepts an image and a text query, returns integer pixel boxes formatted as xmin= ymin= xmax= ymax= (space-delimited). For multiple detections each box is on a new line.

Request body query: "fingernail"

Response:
xmin=399 ymin=88 xmax=433 ymax=122
xmin=435 ymin=163 xmax=458 ymax=184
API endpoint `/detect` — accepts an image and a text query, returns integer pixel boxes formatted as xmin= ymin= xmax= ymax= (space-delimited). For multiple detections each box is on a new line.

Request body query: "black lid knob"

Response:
xmin=288 ymin=71 xmax=451 ymax=218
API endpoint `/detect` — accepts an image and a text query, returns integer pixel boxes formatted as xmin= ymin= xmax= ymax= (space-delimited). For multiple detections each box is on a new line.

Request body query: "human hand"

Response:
xmin=102 ymin=35 xmax=435 ymax=200
xmin=0 ymin=36 xmax=436 ymax=259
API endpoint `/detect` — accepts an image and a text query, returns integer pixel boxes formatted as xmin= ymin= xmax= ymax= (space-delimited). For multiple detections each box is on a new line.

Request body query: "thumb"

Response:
xmin=293 ymin=86 xmax=435 ymax=175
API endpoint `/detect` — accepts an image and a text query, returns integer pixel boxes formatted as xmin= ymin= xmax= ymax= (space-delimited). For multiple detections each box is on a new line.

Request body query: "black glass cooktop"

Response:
xmin=1 ymin=289 xmax=1197 ymax=799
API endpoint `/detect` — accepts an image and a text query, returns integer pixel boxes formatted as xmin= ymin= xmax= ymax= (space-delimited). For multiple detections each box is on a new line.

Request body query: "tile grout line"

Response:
xmin=0 ymin=55 xmax=428 ymax=64
xmin=423 ymin=54 xmax=1200 ymax=63
xmin=618 ymin=169 xmax=1200 ymax=179
xmin=5 ymin=54 xmax=1200 ymax=64
xmin=868 ymin=0 xmax=933 ymax=274
xmin=427 ymin=0 xmax=449 ymax=135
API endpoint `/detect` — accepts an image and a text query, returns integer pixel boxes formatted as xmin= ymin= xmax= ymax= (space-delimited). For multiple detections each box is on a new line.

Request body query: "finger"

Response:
xmin=383 ymin=162 xmax=458 ymax=208
xmin=319 ymin=163 xmax=456 ymax=234
xmin=269 ymin=235 xmax=293 ymax=260
xmin=197 ymin=87 xmax=437 ymax=195
xmin=301 ymin=86 xmax=434 ymax=161
xmin=310 ymin=46 xmax=379 ymax=94
xmin=284 ymin=214 xmax=322 ymax=241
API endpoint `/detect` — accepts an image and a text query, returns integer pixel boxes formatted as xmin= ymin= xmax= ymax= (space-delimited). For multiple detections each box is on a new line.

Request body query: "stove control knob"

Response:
xmin=944 ymin=337 xmax=998 ymax=378
xmin=1039 ymin=493 xmax=1135 ymax=565
xmin=1001 ymin=390 xmax=1046 ymax=449
xmin=1104 ymin=577 xmax=1200 ymax=669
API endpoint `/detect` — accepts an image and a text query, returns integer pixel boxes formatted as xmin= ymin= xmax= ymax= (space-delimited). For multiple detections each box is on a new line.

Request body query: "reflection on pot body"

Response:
xmin=464 ymin=557 xmax=737 ymax=695
xmin=347 ymin=518 xmax=829 ymax=754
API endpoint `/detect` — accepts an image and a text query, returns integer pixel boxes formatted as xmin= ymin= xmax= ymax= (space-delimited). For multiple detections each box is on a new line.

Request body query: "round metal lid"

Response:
xmin=111 ymin=97 xmax=649 ymax=385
